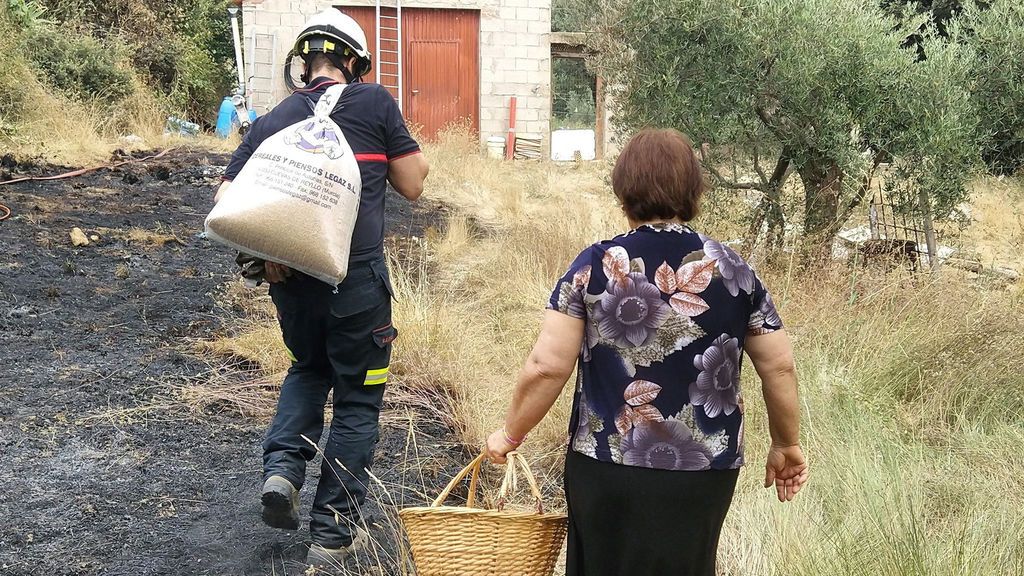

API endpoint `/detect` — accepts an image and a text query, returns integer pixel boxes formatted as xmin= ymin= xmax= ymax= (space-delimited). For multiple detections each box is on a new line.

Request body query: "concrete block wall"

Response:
xmin=242 ymin=0 xmax=551 ymax=146
xmin=479 ymin=0 xmax=551 ymax=143
xmin=243 ymin=0 xmax=326 ymax=112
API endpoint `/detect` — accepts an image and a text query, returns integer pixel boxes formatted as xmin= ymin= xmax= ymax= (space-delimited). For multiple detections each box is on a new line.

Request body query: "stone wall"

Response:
xmin=242 ymin=0 xmax=551 ymax=146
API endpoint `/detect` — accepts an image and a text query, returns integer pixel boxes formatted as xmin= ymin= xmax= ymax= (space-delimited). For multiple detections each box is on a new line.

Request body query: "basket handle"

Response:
xmin=497 ymin=451 xmax=546 ymax=515
xmin=431 ymin=453 xmax=484 ymax=508
xmin=429 ymin=452 xmax=546 ymax=514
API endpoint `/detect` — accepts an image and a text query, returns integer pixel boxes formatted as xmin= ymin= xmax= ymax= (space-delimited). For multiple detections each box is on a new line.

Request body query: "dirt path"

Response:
xmin=0 ymin=150 xmax=458 ymax=576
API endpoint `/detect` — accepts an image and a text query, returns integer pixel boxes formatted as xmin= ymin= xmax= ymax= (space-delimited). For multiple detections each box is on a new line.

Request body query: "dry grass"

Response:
xmin=197 ymin=318 xmax=292 ymax=376
xmin=0 ymin=24 xmax=240 ymax=166
xmin=194 ymin=130 xmax=1024 ymax=574
xmin=4 ymin=90 xmax=241 ymax=165
xmin=382 ymin=129 xmax=625 ymax=460
xmin=91 ymin=225 xmax=187 ymax=249
xmin=959 ymin=177 xmax=1024 ymax=273
xmin=119 ymin=226 xmax=185 ymax=248
xmin=718 ymin=264 xmax=1024 ymax=575
xmin=178 ymin=369 xmax=284 ymax=419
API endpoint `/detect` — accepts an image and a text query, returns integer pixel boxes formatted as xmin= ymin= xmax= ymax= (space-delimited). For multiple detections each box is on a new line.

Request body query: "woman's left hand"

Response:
xmin=484 ymin=428 xmax=518 ymax=464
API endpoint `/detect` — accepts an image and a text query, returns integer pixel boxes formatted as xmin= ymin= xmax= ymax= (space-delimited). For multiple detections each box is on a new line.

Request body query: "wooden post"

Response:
xmin=918 ymin=188 xmax=940 ymax=272
xmin=505 ymin=96 xmax=517 ymax=161
xmin=595 ymin=76 xmax=606 ymax=160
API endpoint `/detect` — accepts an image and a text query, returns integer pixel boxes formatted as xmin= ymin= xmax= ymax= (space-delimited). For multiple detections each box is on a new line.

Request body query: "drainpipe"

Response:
xmin=228 ymin=4 xmax=246 ymax=98
xmin=227 ymin=3 xmax=252 ymax=133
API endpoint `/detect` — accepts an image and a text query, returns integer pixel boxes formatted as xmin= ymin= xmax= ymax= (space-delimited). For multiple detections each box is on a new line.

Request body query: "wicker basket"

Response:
xmin=399 ymin=452 xmax=567 ymax=576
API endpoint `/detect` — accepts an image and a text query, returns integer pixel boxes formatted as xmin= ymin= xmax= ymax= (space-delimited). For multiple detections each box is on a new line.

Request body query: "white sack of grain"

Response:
xmin=205 ymin=84 xmax=361 ymax=286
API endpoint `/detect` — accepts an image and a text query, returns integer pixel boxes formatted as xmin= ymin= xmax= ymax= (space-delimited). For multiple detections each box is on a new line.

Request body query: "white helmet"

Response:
xmin=294 ymin=9 xmax=372 ymax=78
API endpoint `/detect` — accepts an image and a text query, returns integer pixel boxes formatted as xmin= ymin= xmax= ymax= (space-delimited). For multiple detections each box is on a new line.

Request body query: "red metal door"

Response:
xmin=406 ymin=40 xmax=461 ymax=137
xmin=334 ymin=6 xmax=479 ymax=138
xmin=402 ymin=9 xmax=479 ymax=139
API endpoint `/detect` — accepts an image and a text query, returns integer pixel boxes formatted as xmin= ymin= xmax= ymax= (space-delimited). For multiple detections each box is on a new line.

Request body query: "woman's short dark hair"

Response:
xmin=611 ymin=128 xmax=706 ymax=223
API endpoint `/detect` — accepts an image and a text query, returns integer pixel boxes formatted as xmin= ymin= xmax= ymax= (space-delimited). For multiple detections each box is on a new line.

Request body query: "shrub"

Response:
xmin=23 ymin=26 xmax=133 ymax=101
xmin=39 ymin=0 xmax=234 ymax=121
xmin=0 ymin=10 xmax=29 ymax=123
xmin=5 ymin=0 xmax=51 ymax=28
xmin=969 ymin=1 xmax=1024 ymax=174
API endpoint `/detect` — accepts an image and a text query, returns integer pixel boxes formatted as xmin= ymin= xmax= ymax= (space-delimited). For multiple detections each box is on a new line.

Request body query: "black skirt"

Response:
xmin=563 ymin=449 xmax=740 ymax=576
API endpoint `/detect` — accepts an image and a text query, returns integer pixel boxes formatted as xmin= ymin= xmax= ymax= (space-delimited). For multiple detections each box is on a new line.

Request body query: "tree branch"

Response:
xmin=838 ymin=151 xmax=884 ymax=225
xmin=745 ymin=150 xmax=793 ymax=250
xmin=704 ymin=161 xmax=765 ymax=191
xmin=770 ymin=146 xmax=794 ymax=185
xmin=755 ymin=105 xmax=775 ymax=128
xmin=752 ymin=147 xmax=770 ymax=189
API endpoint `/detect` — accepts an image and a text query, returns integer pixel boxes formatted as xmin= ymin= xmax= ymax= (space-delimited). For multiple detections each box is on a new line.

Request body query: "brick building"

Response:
xmin=241 ymin=0 xmax=552 ymax=147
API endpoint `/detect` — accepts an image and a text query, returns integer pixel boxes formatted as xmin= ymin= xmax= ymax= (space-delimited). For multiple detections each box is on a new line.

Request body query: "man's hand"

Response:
xmin=264 ymin=261 xmax=293 ymax=283
xmin=764 ymin=443 xmax=809 ymax=502
xmin=484 ymin=428 xmax=518 ymax=465
xmin=215 ymin=181 xmax=231 ymax=203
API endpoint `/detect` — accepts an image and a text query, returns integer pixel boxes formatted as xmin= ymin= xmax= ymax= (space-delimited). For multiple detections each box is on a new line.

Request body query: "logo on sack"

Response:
xmin=284 ymin=119 xmax=346 ymax=159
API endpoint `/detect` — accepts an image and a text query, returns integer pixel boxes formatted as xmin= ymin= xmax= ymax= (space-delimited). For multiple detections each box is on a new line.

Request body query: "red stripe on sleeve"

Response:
xmin=354 ymin=153 xmax=388 ymax=163
xmin=388 ymin=149 xmax=422 ymax=162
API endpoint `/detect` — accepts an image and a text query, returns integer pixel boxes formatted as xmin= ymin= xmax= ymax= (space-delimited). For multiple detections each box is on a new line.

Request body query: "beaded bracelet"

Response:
xmin=503 ymin=426 xmax=527 ymax=446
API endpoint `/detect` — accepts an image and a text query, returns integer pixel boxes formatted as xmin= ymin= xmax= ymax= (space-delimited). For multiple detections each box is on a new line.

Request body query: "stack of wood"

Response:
xmin=514 ymin=135 xmax=543 ymax=160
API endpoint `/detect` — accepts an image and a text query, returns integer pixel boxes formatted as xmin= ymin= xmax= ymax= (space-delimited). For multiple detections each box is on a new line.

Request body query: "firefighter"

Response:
xmin=215 ymin=8 xmax=429 ymax=567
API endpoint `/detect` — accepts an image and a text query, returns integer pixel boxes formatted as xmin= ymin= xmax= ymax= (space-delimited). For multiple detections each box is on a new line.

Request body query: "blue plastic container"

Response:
xmin=215 ymin=97 xmax=258 ymax=138
xmin=215 ymin=97 xmax=235 ymax=138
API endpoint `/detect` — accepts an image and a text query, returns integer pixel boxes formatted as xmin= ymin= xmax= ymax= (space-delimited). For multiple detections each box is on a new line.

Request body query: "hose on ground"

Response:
xmin=0 ymin=149 xmax=173 ymax=187
xmin=0 ymin=150 xmax=175 ymax=223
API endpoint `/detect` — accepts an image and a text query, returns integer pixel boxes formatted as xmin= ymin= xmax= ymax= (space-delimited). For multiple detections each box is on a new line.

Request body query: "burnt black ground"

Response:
xmin=0 ymin=150 xmax=462 ymax=576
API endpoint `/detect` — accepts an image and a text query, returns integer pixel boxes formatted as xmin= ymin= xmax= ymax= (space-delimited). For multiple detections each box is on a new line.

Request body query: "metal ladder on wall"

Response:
xmin=375 ymin=0 xmax=403 ymax=110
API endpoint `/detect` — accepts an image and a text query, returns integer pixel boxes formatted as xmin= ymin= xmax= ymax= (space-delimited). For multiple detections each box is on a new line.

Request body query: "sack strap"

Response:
xmin=314 ymin=83 xmax=347 ymax=119
xmin=430 ymin=452 xmax=545 ymax=514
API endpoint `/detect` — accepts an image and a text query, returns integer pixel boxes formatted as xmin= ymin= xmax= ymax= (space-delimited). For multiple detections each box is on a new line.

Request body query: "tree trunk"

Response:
xmin=798 ymin=160 xmax=843 ymax=264
xmin=765 ymin=181 xmax=786 ymax=253
xmin=745 ymin=152 xmax=791 ymax=256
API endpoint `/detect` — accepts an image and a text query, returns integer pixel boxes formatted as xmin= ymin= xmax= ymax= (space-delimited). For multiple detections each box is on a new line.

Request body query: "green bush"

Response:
xmin=38 ymin=0 xmax=234 ymax=121
xmin=5 ymin=0 xmax=51 ymax=28
xmin=24 ymin=26 xmax=133 ymax=101
xmin=0 ymin=11 xmax=29 ymax=132
xmin=969 ymin=1 xmax=1024 ymax=175
xmin=164 ymin=35 xmax=230 ymax=122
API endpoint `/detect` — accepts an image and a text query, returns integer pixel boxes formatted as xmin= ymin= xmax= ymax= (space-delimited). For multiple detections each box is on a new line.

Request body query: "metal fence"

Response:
xmin=868 ymin=182 xmax=941 ymax=272
xmin=551 ymin=57 xmax=596 ymax=130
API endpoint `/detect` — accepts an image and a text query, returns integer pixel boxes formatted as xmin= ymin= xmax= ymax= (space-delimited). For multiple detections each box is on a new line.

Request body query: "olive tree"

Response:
xmin=578 ymin=0 xmax=979 ymax=257
xmin=969 ymin=1 xmax=1024 ymax=174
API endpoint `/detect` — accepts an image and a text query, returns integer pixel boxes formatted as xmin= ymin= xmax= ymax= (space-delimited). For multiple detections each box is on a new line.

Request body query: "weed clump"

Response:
xmin=24 ymin=28 xmax=134 ymax=102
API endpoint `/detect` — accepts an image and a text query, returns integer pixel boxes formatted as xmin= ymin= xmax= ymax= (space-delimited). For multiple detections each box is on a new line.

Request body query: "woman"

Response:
xmin=485 ymin=129 xmax=809 ymax=576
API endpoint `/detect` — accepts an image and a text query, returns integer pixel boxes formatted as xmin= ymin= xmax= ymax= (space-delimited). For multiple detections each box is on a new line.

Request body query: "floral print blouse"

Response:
xmin=548 ymin=223 xmax=783 ymax=471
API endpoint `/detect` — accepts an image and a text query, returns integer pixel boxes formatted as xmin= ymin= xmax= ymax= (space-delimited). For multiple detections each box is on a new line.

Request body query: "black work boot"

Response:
xmin=261 ymin=475 xmax=300 ymax=530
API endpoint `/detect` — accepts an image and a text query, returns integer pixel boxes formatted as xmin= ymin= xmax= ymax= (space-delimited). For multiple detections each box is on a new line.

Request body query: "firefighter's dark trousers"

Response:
xmin=263 ymin=259 xmax=396 ymax=548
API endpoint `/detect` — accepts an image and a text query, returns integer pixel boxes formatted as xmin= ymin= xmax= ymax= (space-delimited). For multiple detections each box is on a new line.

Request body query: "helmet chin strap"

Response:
xmin=301 ymin=52 xmax=360 ymax=85
xmin=325 ymin=52 xmax=359 ymax=83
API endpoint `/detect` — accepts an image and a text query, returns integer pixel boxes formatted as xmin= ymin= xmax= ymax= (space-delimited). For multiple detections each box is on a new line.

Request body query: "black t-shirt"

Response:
xmin=224 ymin=78 xmax=420 ymax=264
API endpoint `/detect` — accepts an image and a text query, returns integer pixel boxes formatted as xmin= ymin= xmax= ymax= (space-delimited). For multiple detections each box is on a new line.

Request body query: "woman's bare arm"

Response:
xmin=745 ymin=330 xmax=800 ymax=446
xmin=745 ymin=330 xmax=808 ymax=501
xmin=485 ymin=310 xmax=584 ymax=463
